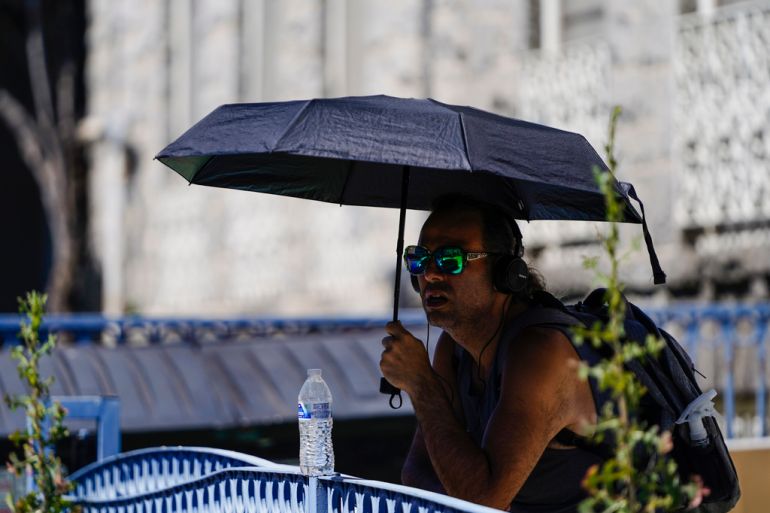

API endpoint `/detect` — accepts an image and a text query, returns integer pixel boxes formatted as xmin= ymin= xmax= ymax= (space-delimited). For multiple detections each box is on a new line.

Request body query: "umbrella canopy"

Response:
xmin=157 ymin=95 xmax=643 ymax=223
xmin=157 ymin=95 xmax=664 ymax=287
xmin=156 ymin=94 xmax=666 ymax=405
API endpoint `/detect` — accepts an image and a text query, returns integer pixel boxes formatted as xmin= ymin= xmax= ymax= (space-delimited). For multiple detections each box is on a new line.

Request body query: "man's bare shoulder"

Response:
xmin=512 ymin=324 xmax=575 ymax=357
xmin=484 ymin=324 xmax=587 ymax=463
xmin=501 ymin=325 xmax=581 ymax=396
xmin=502 ymin=324 xmax=596 ymax=434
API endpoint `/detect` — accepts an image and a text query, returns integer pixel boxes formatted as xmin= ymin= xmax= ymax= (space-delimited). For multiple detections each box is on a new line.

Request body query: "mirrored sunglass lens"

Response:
xmin=404 ymin=246 xmax=429 ymax=274
xmin=406 ymin=257 xmax=429 ymax=274
xmin=436 ymin=247 xmax=464 ymax=274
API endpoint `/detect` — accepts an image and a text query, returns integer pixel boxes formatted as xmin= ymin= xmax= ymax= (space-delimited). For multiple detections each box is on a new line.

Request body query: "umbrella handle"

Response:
xmin=380 ymin=165 xmax=410 ymax=410
xmin=379 ymin=378 xmax=403 ymax=409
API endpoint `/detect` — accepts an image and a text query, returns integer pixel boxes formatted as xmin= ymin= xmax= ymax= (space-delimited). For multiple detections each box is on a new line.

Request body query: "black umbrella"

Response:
xmin=156 ymin=95 xmax=665 ymax=402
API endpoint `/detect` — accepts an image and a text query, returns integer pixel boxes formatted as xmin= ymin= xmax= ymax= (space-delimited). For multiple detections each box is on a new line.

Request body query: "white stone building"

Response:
xmin=83 ymin=0 xmax=770 ymax=316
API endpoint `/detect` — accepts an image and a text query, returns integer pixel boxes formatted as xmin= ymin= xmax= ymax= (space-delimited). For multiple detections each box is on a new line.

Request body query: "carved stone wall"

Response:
xmin=86 ymin=0 xmax=528 ymax=315
xmin=674 ymin=3 xmax=770 ymax=229
xmin=672 ymin=1 xmax=770 ymax=295
xmin=514 ymin=39 xmax=612 ymax=250
xmin=512 ymin=0 xmax=682 ymax=295
xmin=85 ymin=0 xmax=769 ymax=315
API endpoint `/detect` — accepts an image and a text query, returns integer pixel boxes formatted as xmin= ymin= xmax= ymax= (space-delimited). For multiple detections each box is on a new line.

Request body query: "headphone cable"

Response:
xmin=475 ymin=295 xmax=512 ymax=393
xmin=423 ymin=320 xmax=459 ymax=406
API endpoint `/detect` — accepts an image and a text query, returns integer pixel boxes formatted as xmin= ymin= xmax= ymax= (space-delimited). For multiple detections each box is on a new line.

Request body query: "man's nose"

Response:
xmin=423 ymin=256 xmax=444 ymax=282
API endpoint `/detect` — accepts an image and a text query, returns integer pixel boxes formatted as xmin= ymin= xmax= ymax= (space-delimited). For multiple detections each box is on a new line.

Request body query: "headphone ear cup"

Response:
xmin=493 ymin=256 xmax=528 ymax=294
xmin=410 ymin=274 xmax=420 ymax=293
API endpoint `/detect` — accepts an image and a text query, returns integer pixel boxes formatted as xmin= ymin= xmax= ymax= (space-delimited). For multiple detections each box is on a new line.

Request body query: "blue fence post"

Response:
xmin=685 ymin=317 xmax=699 ymax=366
xmin=55 ymin=395 xmax=121 ymax=460
xmin=721 ymin=318 xmax=735 ymax=438
xmin=307 ymin=477 xmax=327 ymax=513
xmin=97 ymin=397 xmax=120 ymax=460
xmin=756 ymin=317 xmax=768 ymax=437
xmin=24 ymin=414 xmax=48 ymax=492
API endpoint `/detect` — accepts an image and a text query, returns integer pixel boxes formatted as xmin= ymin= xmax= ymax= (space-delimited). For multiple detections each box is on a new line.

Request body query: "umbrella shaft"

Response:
xmin=393 ymin=167 xmax=411 ymax=322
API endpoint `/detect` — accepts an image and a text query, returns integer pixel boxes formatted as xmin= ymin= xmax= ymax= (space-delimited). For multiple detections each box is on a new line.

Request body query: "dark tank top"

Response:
xmin=455 ymin=308 xmax=609 ymax=513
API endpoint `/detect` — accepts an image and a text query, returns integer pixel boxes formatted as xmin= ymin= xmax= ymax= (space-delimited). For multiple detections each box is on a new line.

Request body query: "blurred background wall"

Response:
xmin=1 ymin=0 xmax=768 ymax=316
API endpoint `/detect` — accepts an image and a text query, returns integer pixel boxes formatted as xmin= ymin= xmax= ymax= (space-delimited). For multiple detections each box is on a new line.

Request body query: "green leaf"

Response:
xmin=578 ymin=107 xmax=694 ymax=513
xmin=4 ymin=395 xmax=24 ymax=411
xmin=582 ymin=256 xmax=599 ymax=271
xmin=7 ymin=431 xmax=29 ymax=445
xmin=7 ymin=291 xmax=74 ymax=513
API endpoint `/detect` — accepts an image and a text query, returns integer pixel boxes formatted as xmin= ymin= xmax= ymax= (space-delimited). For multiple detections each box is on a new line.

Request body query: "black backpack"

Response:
xmin=528 ymin=288 xmax=741 ymax=513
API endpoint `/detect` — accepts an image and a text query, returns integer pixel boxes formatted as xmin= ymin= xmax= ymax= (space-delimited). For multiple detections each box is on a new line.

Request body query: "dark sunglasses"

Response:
xmin=403 ymin=245 xmax=494 ymax=275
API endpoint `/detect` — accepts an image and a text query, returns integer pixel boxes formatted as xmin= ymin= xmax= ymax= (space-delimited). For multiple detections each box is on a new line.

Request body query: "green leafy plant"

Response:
xmin=4 ymin=292 xmax=76 ymax=513
xmin=576 ymin=107 xmax=705 ymax=513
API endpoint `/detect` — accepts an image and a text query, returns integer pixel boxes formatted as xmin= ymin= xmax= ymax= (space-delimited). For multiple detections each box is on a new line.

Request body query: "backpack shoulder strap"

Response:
xmin=514 ymin=305 xmax=606 ymax=370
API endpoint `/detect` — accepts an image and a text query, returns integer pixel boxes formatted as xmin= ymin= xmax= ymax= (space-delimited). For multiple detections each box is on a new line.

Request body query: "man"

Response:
xmin=379 ymin=195 xmax=602 ymax=513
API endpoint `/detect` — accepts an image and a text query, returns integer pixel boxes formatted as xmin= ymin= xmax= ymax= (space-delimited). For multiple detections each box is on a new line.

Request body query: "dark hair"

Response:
xmin=430 ymin=194 xmax=546 ymax=302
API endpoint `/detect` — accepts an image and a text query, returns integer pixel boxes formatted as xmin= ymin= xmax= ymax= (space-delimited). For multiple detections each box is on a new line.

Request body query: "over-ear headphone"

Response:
xmin=491 ymin=214 xmax=528 ymax=294
xmin=410 ymin=213 xmax=528 ymax=295
xmin=491 ymin=253 xmax=528 ymax=294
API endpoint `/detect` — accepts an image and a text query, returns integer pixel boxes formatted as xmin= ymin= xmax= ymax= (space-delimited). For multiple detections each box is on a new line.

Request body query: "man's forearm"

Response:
xmin=408 ymin=374 xmax=494 ymax=503
xmin=402 ymin=460 xmax=446 ymax=494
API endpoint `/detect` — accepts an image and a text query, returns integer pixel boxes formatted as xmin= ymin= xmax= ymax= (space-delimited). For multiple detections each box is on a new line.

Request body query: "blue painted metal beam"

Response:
xmin=55 ymin=396 xmax=121 ymax=461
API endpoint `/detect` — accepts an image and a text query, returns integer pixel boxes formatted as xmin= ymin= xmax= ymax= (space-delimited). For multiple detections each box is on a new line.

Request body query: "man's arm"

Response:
xmin=400 ymin=332 xmax=462 ymax=493
xmin=382 ymin=322 xmax=586 ymax=510
xmin=401 ymin=426 xmax=445 ymax=493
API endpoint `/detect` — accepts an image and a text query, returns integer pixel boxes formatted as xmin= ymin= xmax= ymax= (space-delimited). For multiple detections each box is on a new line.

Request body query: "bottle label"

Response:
xmin=312 ymin=402 xmax=331 ymax=419
xmin=297 ymin=402 xmax=331 ymax=419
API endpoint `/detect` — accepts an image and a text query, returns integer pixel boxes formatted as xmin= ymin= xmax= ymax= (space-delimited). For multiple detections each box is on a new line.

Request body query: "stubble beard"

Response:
xmin=425 ymin=309 xmax=452 ymax=330
xmin=424 ymin=297 xmax=496 ymax=342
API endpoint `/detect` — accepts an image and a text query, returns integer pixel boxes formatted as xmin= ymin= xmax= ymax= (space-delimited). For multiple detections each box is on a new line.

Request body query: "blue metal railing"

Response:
xmin=68 ymin=448 xmax=504 ymax=513
xmin=647 ymin=304 xmax=770 ymax=438
xmin=0 ymin=311 xmax=429 ymax=346
xmin=2 ymin=304 xmax=769 ymax=437
xmin=68 ymin=447 xmax=297 ymax=501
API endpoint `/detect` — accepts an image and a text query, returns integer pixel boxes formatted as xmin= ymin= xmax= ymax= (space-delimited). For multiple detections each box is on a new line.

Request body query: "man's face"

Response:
xmin=416 ymin=208 xmax=499 ymax=332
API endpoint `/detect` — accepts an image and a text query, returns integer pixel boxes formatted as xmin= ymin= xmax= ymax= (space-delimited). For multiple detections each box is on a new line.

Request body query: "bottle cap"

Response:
xmin=675 ymin=389 xmax=718 ymax=443
xmin=308 ymin=368 xmax=322 ymax=377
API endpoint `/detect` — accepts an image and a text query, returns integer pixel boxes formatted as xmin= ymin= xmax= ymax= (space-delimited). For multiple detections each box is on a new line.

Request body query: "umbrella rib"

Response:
xmin=190 ymin=155 xmax=215 ymax=184
xmin=338 ymin=159 xmax=354 ymax=205
xmin=456 ymin=111 xmax=472 ymax=169
xmin=272 ymin=99 xmax=314 ymax=150
xmin=429 ymin=99 xmax=474 ymax=171
xmin=457 ymin=111 xmax=529 ymax=220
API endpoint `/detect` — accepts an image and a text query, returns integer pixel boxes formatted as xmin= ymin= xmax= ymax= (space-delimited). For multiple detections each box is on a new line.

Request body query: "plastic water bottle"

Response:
xmin=298 ymin=369 xmax=334 ymax=475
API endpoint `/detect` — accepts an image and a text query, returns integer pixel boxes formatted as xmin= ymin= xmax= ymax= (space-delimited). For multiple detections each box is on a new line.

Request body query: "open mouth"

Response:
xmin=424 ymin=291 xmax=449 ymax=308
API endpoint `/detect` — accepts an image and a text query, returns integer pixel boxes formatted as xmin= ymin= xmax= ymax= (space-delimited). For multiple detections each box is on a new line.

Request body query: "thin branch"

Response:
xmin=24 ymin=0 xmax=56 ymax=128
xmin=56 ymin=61 xmax=76 ymax=143
xmin=0 ymin=89 xmax=47 ymax=184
